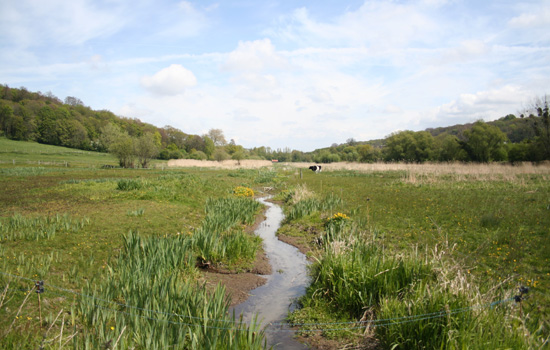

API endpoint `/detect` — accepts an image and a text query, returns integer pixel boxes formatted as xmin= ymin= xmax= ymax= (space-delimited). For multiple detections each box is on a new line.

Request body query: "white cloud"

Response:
xmin=270 ymin=2 xmax=438 ymax=49
xmin=509 ymin=6 xmax=550 ymax=28
xmin=141 ymin=64 xmax=197 ymax=96
xmin=430 ymin=85 xmax=532 ymax=123
xmin=156 ymin=1 xmax=210 ymax=38
xmin=224 ymin=39 xmax=288 ymax=72
xmin=0 ymin=0 xmax=125 ymax=48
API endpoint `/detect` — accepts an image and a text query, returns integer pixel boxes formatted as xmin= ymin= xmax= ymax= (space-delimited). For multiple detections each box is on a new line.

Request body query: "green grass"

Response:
xmin=0 ymin=137 xmax=117 ymax=167
xmin=2 ymin=138 xmax=549 ymax=349
xmin=281 ymin=168 xmax=550 ymax=348
xmin=0 ymin=138 xmax=275 ymax=349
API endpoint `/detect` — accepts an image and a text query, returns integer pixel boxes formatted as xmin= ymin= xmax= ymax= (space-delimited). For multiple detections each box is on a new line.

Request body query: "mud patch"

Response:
xmin=201 ymin=248 xmax=272 ymax=306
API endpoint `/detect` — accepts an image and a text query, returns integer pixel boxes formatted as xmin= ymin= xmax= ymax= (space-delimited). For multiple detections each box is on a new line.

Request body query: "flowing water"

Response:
xmin=231 ymin=197 xmax=310 ymax=349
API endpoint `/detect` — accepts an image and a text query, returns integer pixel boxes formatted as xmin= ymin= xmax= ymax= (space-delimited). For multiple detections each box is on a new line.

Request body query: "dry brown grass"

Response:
xmin=167 ymin=159 xmax=550 ymax=181
xmin=167 ymin=159 xmax=274 ymax=169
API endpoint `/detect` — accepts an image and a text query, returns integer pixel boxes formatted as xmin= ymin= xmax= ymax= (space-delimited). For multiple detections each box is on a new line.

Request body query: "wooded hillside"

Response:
xmin=1 ymin=85 xmax=548 ymax=164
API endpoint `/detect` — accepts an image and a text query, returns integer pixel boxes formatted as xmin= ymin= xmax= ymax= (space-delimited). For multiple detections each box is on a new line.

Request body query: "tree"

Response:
xmin=213 ymin=148 xmax=229 ymax=162
xmin=203 ymin=136 xmax=215 ymax=159
xmin=437 ymin=134 xmax=467 ymax=161
xmin=532 ymin=97 xmax=550 ymax=160
xmin=384 ymin=130 xmax=435 ymax=162
xmin=463 ymin=121 xmax=507 ymax=162
xmin=110 ymin=134 xmax=135 ymax=168
xmin=232 ymin=150 xmax=245 ymax=165
xmin=185 ymin=135 xmax=206 ymax=153
xmin=356 ymin=144 xmax=372 ymax=162
xmin=64 ymin=96 xmax=84 ymax=106
xmin=36 ymin=106 xmax=61 ymax=145
xmin=206 ymin=128 xmax=227 ymax=146
xmin=64 ymin=119 xmax=90 ymax=149
xmin=100 ymin=123 xmax=125 ymax=151
xmin=135 ymin=133 xmax=159 ymax=168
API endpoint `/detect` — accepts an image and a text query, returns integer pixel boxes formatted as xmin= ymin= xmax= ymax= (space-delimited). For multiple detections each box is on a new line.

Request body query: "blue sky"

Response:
xmin=1 ymin=0 xmax=549 ymax=151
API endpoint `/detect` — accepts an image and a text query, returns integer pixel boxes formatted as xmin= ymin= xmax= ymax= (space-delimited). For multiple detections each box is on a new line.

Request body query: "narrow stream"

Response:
xmin=231 ymin=197 xmax=310 ymax=349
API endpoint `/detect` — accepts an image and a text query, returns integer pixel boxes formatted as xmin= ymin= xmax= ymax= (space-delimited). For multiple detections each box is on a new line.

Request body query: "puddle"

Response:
xmin=231 ymin=197 xmax=310 ymax=349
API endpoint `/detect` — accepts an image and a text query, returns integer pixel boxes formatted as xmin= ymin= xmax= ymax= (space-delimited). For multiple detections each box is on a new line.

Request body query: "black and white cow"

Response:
xmin=309 ymin=165 xmax=322 ymax=173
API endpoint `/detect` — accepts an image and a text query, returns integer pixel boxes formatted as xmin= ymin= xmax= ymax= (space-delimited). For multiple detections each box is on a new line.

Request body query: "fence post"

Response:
xmin=514 ymin=286 xmax=529 ymax=318
xmin=35 ymin=281 xmax=44 ymax=325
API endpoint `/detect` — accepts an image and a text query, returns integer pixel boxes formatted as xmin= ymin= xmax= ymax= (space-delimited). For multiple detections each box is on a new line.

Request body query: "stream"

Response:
xmin=231 ymin=197 xmax=310 ymax=349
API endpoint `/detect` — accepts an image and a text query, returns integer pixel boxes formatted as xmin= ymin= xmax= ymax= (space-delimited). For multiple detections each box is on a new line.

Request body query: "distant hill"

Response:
xmin=425 ymin=114 xmax=536 ymax=143
xmin=1 ymin=84 xmax=547 ymax=163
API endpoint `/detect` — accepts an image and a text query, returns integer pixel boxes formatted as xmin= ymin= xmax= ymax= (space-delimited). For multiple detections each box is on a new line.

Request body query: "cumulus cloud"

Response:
xmin=430 ymin=85 xmax=532 ymax=123
xmin=224 ymin=39 xmax=287 ymax=72
xmin=141 ymin=64 xmax=197 ymax=96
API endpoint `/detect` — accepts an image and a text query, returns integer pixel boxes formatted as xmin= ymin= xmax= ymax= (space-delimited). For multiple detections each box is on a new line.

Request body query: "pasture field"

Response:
xmin=1 ymin=137 xmax=549 ymax=349
xmin=279 ymin=162 xmax=550 ymax=348
xmin=0 ymin=138 xmax=282 ymax=349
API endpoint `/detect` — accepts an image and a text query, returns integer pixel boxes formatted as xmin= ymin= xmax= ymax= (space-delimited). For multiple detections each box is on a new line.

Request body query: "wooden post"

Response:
xmin=38 ymin=293 xmax=42 ymax=325
xmin=35 ymin=281 xmax=44 ymax=325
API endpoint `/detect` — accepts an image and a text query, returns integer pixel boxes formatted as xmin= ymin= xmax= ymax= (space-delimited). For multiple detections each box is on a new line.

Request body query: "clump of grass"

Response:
xmin=290 ymin=228 xmax=541 ymax=348
xmin=480 ymin=212 xmax=503 ymax=228
xmin=126 ymin=208 xmax=145 ymax=217
xmin=0 ymin=213 xmax=89 ymax=241
xmin=77 ymin=202 xmax=267 ymax=349
xmin=254 ymin=169 xmax=278 ymax=184
xmin=116 ymin=178 xmax=144 ymax=191
xmin=195 ymin=196 xmax=262 ymax=265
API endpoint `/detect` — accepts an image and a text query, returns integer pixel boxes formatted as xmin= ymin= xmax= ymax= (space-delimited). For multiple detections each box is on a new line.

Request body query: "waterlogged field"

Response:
xmin=1 ymin=137 xmax=549 ymax=349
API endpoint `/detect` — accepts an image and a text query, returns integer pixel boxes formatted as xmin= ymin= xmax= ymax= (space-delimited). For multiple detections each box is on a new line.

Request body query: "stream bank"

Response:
xmin=231 ymin=197 xmax=310 ymax=349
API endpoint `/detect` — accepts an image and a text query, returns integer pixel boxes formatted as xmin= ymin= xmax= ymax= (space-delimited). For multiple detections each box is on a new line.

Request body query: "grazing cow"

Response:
xmin=309 ymin=165 xmax=322 ymax=173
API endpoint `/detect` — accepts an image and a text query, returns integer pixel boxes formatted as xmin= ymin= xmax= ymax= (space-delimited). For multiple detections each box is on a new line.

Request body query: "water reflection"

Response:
xmin=231 ymin=197 xmax=310 ymax=349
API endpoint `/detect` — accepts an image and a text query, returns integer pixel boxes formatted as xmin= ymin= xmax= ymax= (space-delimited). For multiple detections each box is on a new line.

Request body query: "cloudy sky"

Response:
xmin=1 ymin=0 xmax=549 ymax=151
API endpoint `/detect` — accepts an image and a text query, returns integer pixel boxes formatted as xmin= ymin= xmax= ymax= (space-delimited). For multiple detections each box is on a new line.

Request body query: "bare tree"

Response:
xmin=206 ymin=128 xmax=227 ymax=146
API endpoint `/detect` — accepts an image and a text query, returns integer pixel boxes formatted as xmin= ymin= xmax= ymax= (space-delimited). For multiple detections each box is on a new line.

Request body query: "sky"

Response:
xmin=1 ymin=0 xmax=549 ymax=152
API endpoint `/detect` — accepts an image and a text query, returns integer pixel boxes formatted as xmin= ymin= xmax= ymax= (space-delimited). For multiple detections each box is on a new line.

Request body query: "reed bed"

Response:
xmin=76 ymin=195 xmax=265 ymax=349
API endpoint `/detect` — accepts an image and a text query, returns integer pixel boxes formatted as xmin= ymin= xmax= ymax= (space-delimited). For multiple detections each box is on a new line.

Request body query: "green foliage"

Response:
xmin=78 ymin=231 xmax=266 ymax=349
xmin=135 ymin=133 xmax=159 ymax=168
xmin=116 ymin=178 xmax=144 ymax=191
xmin=384 ymin=130 xmax=436 ymax=162
xmin=463 ymin=121 xmax=508 ymax=162
xmin=0 ymin=213 xmax=89 ymax=241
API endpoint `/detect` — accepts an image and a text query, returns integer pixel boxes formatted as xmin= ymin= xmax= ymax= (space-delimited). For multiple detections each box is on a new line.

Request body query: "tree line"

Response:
xmin=1 ymin=85 xmax=548 ymax=165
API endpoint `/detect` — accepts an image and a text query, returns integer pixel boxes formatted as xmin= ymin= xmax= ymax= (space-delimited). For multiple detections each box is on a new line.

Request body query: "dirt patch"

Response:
xmin=277 ymin=233 xmax=312 ymax=257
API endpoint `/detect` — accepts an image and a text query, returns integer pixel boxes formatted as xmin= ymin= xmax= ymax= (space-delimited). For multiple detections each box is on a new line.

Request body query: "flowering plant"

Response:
xmin=233 ymin=186 xmax=254 ymax=197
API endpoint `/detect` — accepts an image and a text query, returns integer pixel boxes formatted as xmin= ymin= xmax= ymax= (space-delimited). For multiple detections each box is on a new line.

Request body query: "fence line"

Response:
xmin=1 ymin=269 xmax=518 ymax=333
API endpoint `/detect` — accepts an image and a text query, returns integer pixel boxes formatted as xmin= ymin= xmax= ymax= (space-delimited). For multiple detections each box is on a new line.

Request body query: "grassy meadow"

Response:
xmin=0 ymin=138 xmax=282 ymax=349
xmin=1 ymin=137 xmax=549 ymax=349
xmin=279 ymin=162 xmax=550 ymax=348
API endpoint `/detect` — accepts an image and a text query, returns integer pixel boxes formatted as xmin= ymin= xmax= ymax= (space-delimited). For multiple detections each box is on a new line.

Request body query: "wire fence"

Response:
xmin=0 ymin=269 xmax=521 ymax=333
